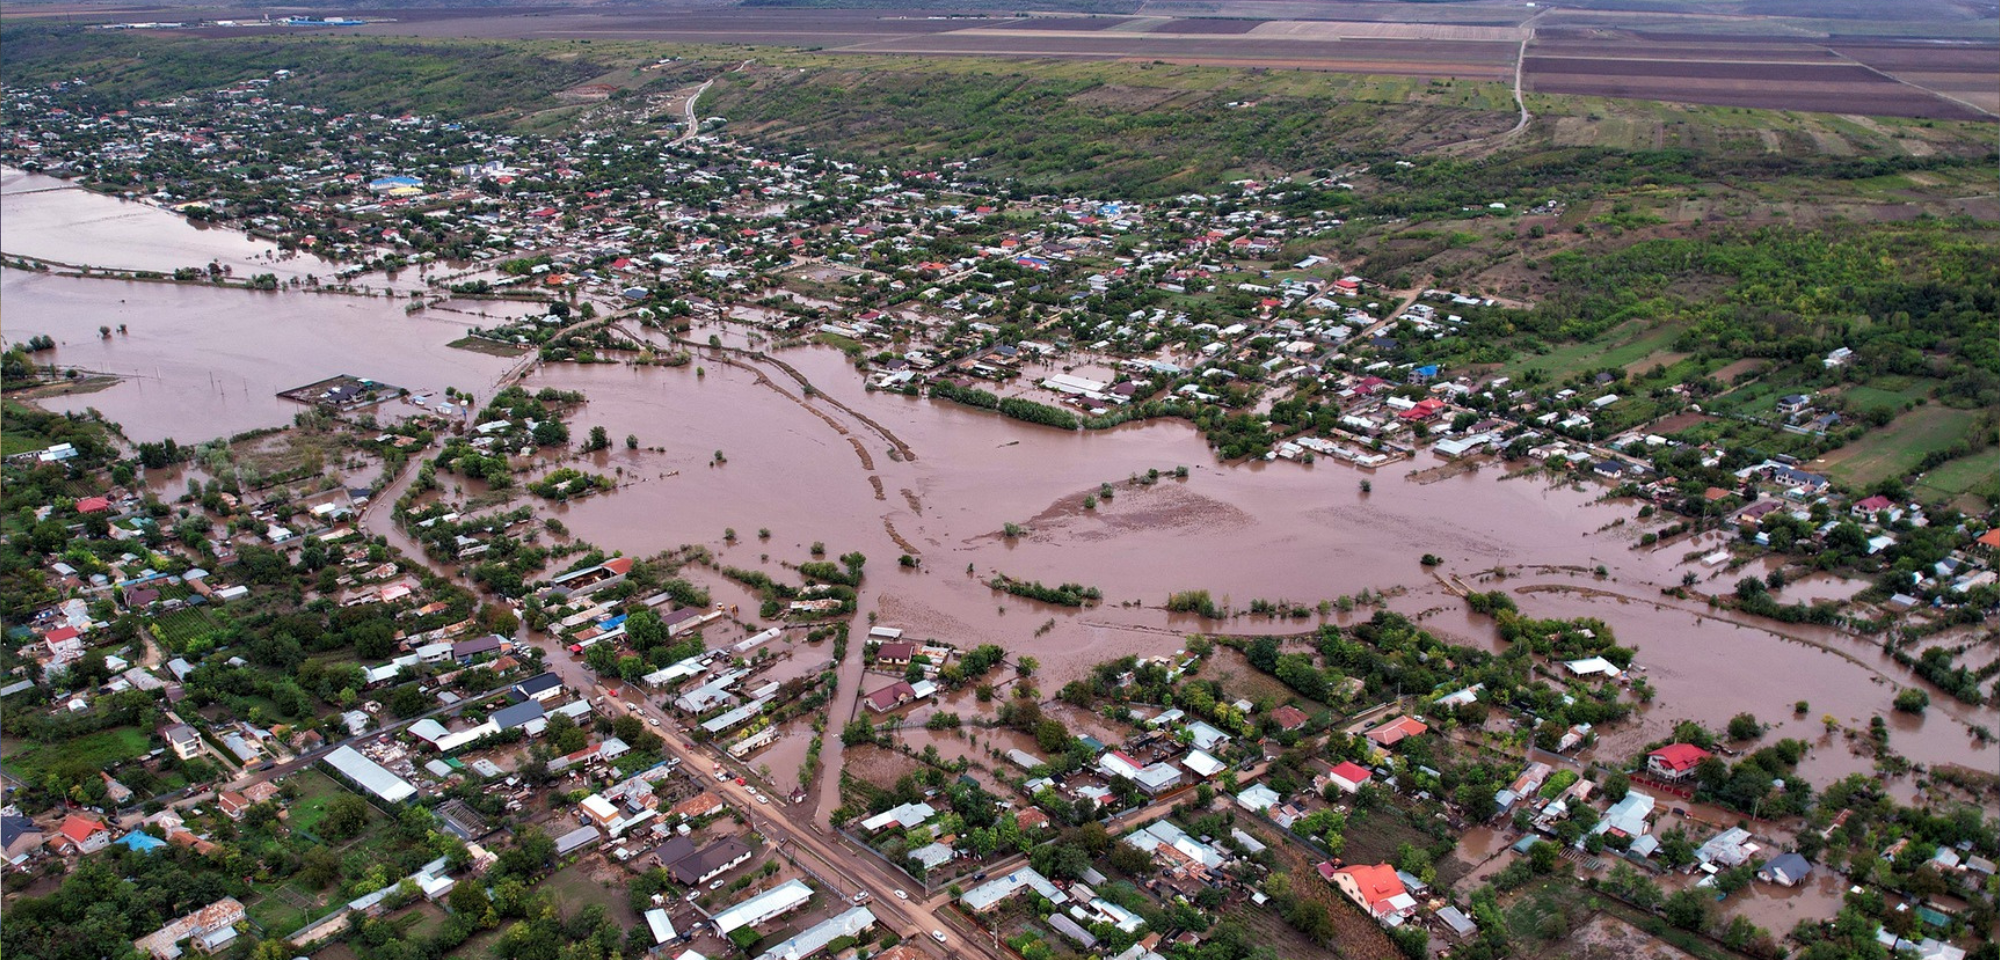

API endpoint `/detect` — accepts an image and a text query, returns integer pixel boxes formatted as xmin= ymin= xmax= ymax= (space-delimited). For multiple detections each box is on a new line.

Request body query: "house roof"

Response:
xmin=1367 ymin=715 xmax=1428 ymax=746
xmin=58 ymin=814 xmax=107 ymax=844
xmin=1333 ymin=863 xmax=1406 ymax=907
xmin=1270 ymin=705 xmax=1310 ymax=730
xmin=1648 ymin=743 xmax=1711 ymax=772
xmin=1330 ymin=761 xmax=1372 ymax=785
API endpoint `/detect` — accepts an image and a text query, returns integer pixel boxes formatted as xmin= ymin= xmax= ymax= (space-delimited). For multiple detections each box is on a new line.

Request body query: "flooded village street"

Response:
xmin=7 ymin=169 xmax=1996 ymax=810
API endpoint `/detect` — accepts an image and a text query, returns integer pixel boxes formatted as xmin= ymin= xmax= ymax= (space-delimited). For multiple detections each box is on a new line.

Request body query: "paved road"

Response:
xmin=557 ymin=647 xmax=997 ymax=959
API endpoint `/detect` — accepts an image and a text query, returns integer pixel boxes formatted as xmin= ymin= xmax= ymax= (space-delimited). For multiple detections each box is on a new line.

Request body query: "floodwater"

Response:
xmin=2 ymin=167 xmax=361 ymax=285
xmin=8 ymin=172 xmax=1996 ymax=805
xmin=1 ymin=268 xmax=517 ymax=442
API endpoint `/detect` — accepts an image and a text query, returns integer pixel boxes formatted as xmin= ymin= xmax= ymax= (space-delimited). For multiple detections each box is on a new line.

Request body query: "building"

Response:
xmin=1320 ymin=863 xmax=1417 ymax=922
xmin=753 ymin=905 xmax=876 ymax=960
xmin=1327 ymin=760 xmax=1372 ymax=794
xmin=554 ymin=825 xmax=602 ymax=857
xmin=132 ymin=897 xmax=247 ymax=959
xmin=2 ymin=814 xmax=44 ymax=864
xmin=162 ymin=723 xmax=203 ymax=760
xmin=875 ymin=642 xmax=916 ymax=665
xmin=1759 ymin=852 xmax=1813 ymax=887
xmin=711 ymin=879 xmax=813 ymax=935
xmin=1269 ymin=705 xmax=1310 ymax=732
xmin=1365 ymin=715 xmax=1428 ymax=749
xmin=512 ymin=672 xmax=564 ymax=703
xmin=960 ymin=868 xmax=1069 ymax=913
xmin=324 ymin=745 xmax=417 ymax=803
xmin=859 ymin=801 xmax=934 ymax=833
xmin=217 ymin=791 xmax=251 ymax=820
xmin=645 ymin=908 xmax=678 ymax=946
xmin=54 ymin=814 xmax=110 ymax=855
xmin=669 ymin=837 xmax=753 ymax=887
xmin=1646 ymin=743 xmax=1711 ymax=781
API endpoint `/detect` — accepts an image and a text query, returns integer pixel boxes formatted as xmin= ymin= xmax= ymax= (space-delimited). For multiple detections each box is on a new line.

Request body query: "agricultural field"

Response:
xmin=1503 ymin=320 xmax=1684 ymax=383
xmin=149 ymin=606 xmax=223 ymax=652
xmin=1816 ymin=405 xmax=1984 ymax=490
xmin=1914 ymin=453 xmax=2000 ymax=511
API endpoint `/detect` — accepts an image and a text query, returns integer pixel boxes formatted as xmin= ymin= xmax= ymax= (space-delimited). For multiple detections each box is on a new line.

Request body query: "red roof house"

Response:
xmin=76 ymin=496 xmax=112 ymax=514
xmin=1647 ymin=743 xmax=1712 ymax=781
xmin=55 ymin=814 xmax=110 ymax=854
xmin=1327 ymin=761 xmax=1373 ymax=794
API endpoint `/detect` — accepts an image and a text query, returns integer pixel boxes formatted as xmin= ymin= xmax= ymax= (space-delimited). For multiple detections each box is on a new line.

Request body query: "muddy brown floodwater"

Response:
xmin=7 ymin=175 xmax=1994 ymax=806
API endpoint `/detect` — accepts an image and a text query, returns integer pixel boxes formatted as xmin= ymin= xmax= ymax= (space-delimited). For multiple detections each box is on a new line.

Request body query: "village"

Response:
xmin=2 ymin=57 xmax=1998 ymax=960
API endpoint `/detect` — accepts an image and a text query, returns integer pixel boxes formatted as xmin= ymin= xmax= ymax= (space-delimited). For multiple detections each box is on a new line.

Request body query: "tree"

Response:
xmin=587 ymin=426 xmax=609 ymax=451
xmin=841 ymin=716 xmax=877 ymax=746
xmin=1893 ymin=688 xmax=1929 ymax=714
xmin=1663 ymin=886 xmax=1713 ymax=931
xmin=1728 ymin=712 xmax=1763 ymax=741
xmin=322 ymin=794 xmax=371 ymax=840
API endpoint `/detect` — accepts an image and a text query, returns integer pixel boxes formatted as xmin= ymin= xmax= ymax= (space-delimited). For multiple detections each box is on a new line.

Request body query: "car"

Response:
xmin=708 ymin=879 xmax=726 ymax=891
xmin=715 ymin=770 xmax=729 ymax=781
xmin=931 ymin=931 xmax=948 ymax=944
xmin=734 ymin=777 xmax=745 ymax=786
xmin=892 ymin=889 xmax=907 ymax=901
xmin=756 ymin=795 xmax=768 ymax=804
xmin=971 ymin=871 xmax=987 ymax=882
xmin=648 ymin=717 xmax=660 ymax=726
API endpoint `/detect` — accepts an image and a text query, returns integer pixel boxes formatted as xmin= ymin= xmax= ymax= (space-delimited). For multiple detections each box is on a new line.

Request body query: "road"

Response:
xmin=540 ymin=643 xmax=1001 ymax=959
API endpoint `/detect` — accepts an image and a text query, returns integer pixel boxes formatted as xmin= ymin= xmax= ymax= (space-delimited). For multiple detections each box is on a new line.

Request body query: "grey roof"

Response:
xmin=554 ymin=825 xmax=602 ymax=856
xmin=492 ymin=700 xmax=546 ymax=730
xmin=325 ymin=745 xmax=416 ymax=803
xmin=754 ymin=906 xmax=876 ymax=960
xmin=513 ymin=672 xmax=562 ymax=699
xmin=1 ymin=814 xmax=41 ymax=848
xmin=670 ymin=837 xmax=752 ymax=886
xmin=1048 ymin=914 xmax=1097 ymax=948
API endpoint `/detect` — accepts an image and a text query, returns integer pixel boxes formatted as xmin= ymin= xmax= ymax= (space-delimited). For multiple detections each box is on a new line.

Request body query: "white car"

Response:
xmin=756 ymin=794 xmax=768 ymax=804
xmin=892 ymin=889 xmax=907 ymax=901
xmin=931 ymin=930 xmax=948 ymax=944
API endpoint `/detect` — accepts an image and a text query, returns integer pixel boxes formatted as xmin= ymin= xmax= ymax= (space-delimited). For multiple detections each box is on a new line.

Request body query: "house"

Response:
xmin=1852 ymin=495 xmax=1894 ymax=517
xmin=451 ymin=634 xmax=505 ymax=664
xmin=1327 ymin=760 xmax=1372 ymax=794
xmin=1647 ymin=743 xmax=1711 ymax=781
xmin=1269 ymin=705 xmax=1310 ymax=732
xmin=1366 ymin=715 xmax=1428 ymax=749
xmin=1768 ymin=466 xmax=1828 ymax=494
xmin=54 ymin=814 xmax=110 ymax=855
xmin=1758 ymin=852 xmax=1813 ymax=887
xmin=874 ymin=641 xmax=916 ymax=665
xmin=162 ymin=723 xmax=203 ymax=760
xmin=669 ymin=837 xmax=753 ymax=887
xmin=132 ymin=897 xmax=248 ymax=959
xmin=511 ymin=672 xmax=563 ymax=703
xmin=2 ymin=814 xmax=44 ymax=864
xmin=217 ymin=791 xmax=251 ymax=820
xmin=1320 ymin=863 xmax=1417 ymax=922
xmin=863 ymin=681 xmax=918 ymax=713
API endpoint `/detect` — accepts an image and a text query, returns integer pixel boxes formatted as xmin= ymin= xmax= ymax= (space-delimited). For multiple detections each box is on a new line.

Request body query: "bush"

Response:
xmin=1892 ymin=688 xmax=1929 ymax=714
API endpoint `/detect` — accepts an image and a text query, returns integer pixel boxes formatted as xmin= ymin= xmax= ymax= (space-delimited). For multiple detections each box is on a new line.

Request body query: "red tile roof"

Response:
xmin=1648 ymin=743 xmax=1711 ymax=772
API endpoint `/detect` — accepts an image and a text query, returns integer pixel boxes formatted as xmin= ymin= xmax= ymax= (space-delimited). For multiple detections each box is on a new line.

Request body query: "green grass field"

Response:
xmin=284 ymin=769 xmax=356 ymax=838
xmin=1817 ymin=406 xmax=1980 ymax=490
xmin=2 ymin=726 xmax=151 ymax=782
xmin=1838 ymin=377 xmax=1939 ymax=416
xmin=1505 ymin=319 xmax=1684 ymax=383
xmin=1914 ymin=450 xmax=2000 ymax=509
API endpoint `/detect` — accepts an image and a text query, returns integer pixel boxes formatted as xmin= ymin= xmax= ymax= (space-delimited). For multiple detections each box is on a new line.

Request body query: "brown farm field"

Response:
xmin=15 ymin=5 xmax=1989 ymax=119
xmin=1522 ymin=55 xmax=1989 ymax=119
